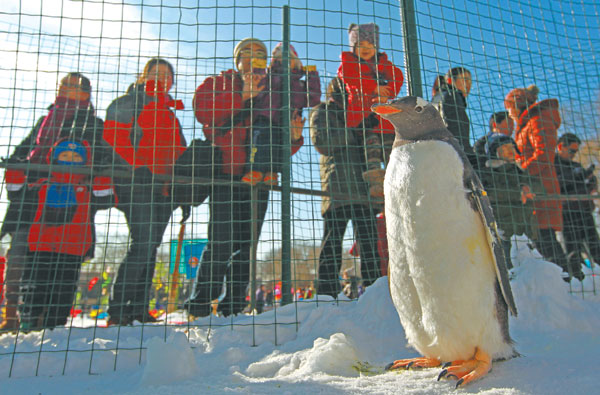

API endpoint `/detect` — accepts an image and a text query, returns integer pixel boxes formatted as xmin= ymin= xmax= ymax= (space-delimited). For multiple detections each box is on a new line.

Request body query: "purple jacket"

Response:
xmin=253 ymin=61 xmax=321 ymax=124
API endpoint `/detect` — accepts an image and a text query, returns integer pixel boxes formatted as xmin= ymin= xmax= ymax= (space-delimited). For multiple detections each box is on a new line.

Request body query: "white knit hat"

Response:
xmin=233 ymin=38 xmax=267 ymax=69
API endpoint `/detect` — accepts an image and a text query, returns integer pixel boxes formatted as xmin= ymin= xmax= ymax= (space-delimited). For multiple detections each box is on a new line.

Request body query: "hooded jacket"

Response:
xmin=478 ymin=158 xmax=545 ymax=239
xmin=2 ymin=98 xmax=108 ymax=238
xmin=432 ymin=84 xmax=472 ymax=154
xmin=193 ymin=69 xmax=303 ymax=176
xmin=514 ymin=98 xmax=562 ymax=230
xmin=337 ymin=51 xmax=403 ymax=134
xmin=27 ymin=140 xmax=117 ymax=256
xmin=103 ymin=83 xmax=186 ymax=176
xmin=309 ymin=99 xmax=371 ymax=216
xmin=267 ymin=60 xmax=322 ymax=117
xmin=9 ymin=100 xmax=108 ymax=168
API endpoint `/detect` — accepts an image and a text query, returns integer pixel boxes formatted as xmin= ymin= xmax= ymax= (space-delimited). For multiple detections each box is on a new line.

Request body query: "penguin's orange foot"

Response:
xmin=385 ymin=357 xmax=441 ymax=371
xmin=437 ymin=347 xmax=491 ymax=388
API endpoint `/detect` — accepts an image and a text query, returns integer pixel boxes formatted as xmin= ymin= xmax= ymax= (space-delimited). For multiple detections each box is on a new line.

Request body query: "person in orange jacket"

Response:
xmin=505 ymin=85 xmax=578 ymax=281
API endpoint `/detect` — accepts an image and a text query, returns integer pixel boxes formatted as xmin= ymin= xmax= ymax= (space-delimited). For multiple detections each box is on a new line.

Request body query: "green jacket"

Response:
xmin=309 ymin=100 xmax=372 ymax=216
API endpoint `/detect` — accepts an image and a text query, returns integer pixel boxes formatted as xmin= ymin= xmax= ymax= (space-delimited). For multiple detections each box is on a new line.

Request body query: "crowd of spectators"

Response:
xmin=0 ymin=23 xmax=597 ymax=332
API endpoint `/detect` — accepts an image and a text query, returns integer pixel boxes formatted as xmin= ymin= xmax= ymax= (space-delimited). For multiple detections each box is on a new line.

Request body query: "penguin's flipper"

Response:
xmin=469 ymin=178 xmax=518 ymax=317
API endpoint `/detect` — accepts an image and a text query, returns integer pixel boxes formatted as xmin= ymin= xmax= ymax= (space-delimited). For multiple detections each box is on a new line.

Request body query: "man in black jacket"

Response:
xmin=432 ymin=67 xmax=473 ymax=159
xmin=309 ymin=77 xmax=381 ymax=298
xmin=555 ymin=133 xmax=598 ymax=276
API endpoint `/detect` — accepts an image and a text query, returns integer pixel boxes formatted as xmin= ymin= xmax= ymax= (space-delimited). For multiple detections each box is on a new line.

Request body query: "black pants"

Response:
xmin=186 ymin=185 xmax=269 ymax=317
xmin=19 ymin=251 xmax=82 ymax=330
xmin=563 ymin=210 xmax=600 ymax=265
xmin=108 ymin=178 xmax=174 ymax=321
xmin=317 ymin=205 xmax=381 ymax=298
xmin=534 ymin=228 xmax=583 ymax=279
xmin=1 ymin=188 xmax=38 ymax=306
xmin=248 ymin=117 xmax=282 ymax=174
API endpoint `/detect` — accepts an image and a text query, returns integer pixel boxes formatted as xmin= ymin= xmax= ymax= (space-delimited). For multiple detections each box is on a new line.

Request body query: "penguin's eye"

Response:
xmin=415 ymin=106 xmax=423 ymax=113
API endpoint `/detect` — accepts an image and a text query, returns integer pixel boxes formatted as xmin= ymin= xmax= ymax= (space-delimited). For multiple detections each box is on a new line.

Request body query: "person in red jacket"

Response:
xmin=19 ymin=140 xmax=116 ymax=331
xmin=103 ymin=58 xmax=187 ymax=325
xmin=337 ymin=23 xmax=403 ymax=135
xmin=241 ymin=42 xmax=321 ymax=186
xmin=504 ymin=85 xmax=577 ymax=281
xmin=185 ymin=38 xmax=304 ymax=318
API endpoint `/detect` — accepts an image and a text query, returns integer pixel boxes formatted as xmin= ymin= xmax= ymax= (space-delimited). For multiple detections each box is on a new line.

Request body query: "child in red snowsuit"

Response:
xmin=19 ymin=140 xmax=116 ymax=331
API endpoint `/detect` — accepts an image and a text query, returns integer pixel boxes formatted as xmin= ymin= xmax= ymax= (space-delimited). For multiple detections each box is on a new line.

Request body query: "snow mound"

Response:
xmin=1 ymin=245 xmax=599 ymax=393
xmin=510 ymin=237 xmax=600 ymax=333
xmin=140 ymin=331 xmax=198 ymax=386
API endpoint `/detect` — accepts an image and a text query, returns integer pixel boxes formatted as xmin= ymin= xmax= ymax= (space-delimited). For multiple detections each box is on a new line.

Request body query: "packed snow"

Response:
xmin=1 ymin=238 xmax=599 ymax=394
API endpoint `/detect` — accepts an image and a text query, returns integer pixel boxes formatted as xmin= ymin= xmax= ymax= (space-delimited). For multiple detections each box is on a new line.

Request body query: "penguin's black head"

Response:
xmin=372 ymin=96 xmax=446 ymax=140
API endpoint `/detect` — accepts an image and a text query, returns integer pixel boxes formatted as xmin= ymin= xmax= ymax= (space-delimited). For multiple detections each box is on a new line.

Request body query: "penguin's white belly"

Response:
xmin=384 ymin=140 xmax=512 ymax=362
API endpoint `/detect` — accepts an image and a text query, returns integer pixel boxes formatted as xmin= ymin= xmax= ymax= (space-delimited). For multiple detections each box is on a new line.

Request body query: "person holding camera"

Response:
xmin=186 ymin=38 xmax=306 ymax=318
xmin=555 ymin=133 xmax=599 ymax=277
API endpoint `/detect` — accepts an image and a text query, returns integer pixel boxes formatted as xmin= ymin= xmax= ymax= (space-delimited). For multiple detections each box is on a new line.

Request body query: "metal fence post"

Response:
xmin=399 ymin=0 xmax=423 ymax=97
xmin=280 ymin=4 xmax=293 ymax=306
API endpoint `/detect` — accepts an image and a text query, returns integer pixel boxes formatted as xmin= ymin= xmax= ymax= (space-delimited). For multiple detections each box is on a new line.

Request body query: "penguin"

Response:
xmin=372 ymin=97 xmax=518 ymax=388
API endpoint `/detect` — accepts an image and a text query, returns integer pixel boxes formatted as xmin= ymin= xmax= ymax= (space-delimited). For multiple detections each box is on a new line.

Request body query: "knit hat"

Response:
xmin=271 ymin=42 xmax=299 ymax=61
xmin=348 ymin=23 xmax=379 ymax=53
xmin=52 ymin=140 xmax=87 ymax=165
xmin=504 ymin=85 xmax=539 ymax=112
xmin=233 ymin=38 xmax=268 ymax=69
xmin=485 ymin=134 xmax=518 ymax=159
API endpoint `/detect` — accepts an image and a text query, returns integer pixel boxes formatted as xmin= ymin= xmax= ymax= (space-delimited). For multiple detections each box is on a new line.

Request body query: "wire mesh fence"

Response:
xmin=0 ymin=0 xmax=598 ymax=378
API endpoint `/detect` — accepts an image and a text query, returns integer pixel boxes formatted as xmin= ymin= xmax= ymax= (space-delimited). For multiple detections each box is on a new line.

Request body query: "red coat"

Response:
xmin=103 ymin=83 xmax=186 ymax=176
xmin=193 ymin=69 xmax=303 ymax=176
xmin=28 ymin=173 xmax=116 ymax=256
xmin=514 ymin=98 xmax=562 ymax=230
xmin=337 ymin=51 xmax=403 ymax=134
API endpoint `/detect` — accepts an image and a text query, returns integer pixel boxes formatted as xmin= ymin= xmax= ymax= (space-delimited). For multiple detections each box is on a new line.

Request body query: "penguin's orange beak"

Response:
xmin=372 ymin=104 xmax=402 ymax=115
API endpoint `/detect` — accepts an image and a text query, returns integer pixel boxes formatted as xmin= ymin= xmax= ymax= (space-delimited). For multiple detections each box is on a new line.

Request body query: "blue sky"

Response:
xmin=0 ymin=0 xmax=598 ymax=257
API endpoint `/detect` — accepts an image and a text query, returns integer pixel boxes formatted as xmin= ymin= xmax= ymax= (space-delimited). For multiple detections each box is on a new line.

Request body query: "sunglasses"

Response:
xmin=567 ymin=148 xmax=578 ymax=154
xmin=239 ymin=49 xmax=267 ymax=59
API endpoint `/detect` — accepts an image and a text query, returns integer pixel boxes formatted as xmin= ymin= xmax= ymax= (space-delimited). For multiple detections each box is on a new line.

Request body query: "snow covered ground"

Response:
xmin=1 ymin=240 xmax=599 ymax=394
